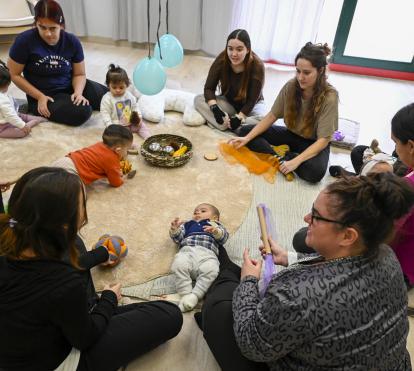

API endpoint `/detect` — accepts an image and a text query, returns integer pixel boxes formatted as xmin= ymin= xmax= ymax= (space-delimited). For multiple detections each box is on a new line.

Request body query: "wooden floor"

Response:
xmin=0 ymin=39 xmax=413 ymax=369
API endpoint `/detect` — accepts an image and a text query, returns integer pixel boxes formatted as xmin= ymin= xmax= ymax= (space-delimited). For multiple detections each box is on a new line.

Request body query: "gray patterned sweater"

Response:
xmin=233 ymin=245 xmax=411 ymax=370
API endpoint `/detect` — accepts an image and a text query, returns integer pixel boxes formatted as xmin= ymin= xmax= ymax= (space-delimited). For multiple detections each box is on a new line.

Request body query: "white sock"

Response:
xmin=178 ymin=293 xmax=198 ymax=312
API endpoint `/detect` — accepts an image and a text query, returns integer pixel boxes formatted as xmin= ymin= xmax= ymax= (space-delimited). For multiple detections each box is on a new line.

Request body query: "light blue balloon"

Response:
xmin=154 ymin=34 xmax=184 ymax=68
xmin=133 ymin=57 xmax=166 ymax=95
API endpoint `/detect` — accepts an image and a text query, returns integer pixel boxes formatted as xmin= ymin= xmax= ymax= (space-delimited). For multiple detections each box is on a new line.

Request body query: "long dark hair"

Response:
xmin=34 ymin=0 xmax=65 ymax=28
xmin=285 ymin=42 xmax=337 ymax=137
xmin=391 ymin=103 xmax=414 ymax=144
xmin=326 ymin=172 xmax=414 ymax=251
xmin=0 ymin=167 xmax=86 ymax=266
xmin=220 ymin=29 xmax=254 ymax=102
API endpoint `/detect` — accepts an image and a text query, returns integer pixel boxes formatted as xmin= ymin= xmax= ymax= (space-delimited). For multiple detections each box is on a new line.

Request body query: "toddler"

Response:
xmin=0 ymin=60 xmax=46 ymax=138
xmin=100 ymin=64 xmax=150 ymax=139
xmin=52 ymin=125 xmax=133 ymax=187
xmin=170 ymin=203 xmax=229 ymax=312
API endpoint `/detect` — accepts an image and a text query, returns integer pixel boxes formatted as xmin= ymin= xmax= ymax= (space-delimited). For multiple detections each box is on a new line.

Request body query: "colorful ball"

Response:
xmin=94 ymin=234 xmax=128 ymax=263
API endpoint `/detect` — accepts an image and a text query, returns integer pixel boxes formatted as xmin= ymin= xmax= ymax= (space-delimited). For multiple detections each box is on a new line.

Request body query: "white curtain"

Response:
xmin=201 ymin=0 xmax=236 ymax=56
xmin=59 ymin=0 xmax=88 ymax=37
xmin=111 ymin=0 xmax=202 ymax=50
xmin=230 ymin=0 xmax=325 ymax=64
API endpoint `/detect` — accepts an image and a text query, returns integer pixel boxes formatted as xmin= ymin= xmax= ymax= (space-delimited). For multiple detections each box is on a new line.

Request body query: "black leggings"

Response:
xmin=27 ymin=79 xmax=108 ymax=127
xmin=68 ymin=238 xmax=183 ymax=371
xmin=77 ymin=301 xmax=182 ymax=371
xmin=200 ymin=249 xmax=268 ymax=371
xmin=239 ymin=125 xmax=330 ymax=183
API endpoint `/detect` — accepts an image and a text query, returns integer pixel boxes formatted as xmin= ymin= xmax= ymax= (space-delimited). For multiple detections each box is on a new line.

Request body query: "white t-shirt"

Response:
xmin=100 ymin=90 xmax=139 ymax=127
xmin=0 ymin=92 xmax=25 ymax=128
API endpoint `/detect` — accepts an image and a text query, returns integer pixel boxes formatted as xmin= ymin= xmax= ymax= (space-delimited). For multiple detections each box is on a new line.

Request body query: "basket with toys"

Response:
xmin=141 ymin=134 xmax=193 ymax=167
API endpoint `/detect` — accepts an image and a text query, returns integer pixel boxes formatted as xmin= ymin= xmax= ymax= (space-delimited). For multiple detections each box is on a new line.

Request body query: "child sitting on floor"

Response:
xmin=100 ymin=64 xmax=150 ymax=139
xmin=52 ymin=125 xmax=133 ymax=187
xmin=170 ymin=203 xmax=229 ymax=312
xmin=0 ymin=60 xmax=46 ymax=138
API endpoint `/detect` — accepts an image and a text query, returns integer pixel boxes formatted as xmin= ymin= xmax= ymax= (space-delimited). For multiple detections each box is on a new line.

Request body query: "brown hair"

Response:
xmin=105 ymin=64 xmax=130 ymax=87
xmin=219 ymin=29 xmax=256 ymax=102
xmin=325 ymin=172 xmax=414 ymax=251
xmin=285 ymin=42 xmax=336 ymax=137
xmin=34 ymin=0 xmax=65 ymax=27
xmin=0 ymin=167 xmax=86 ymax=266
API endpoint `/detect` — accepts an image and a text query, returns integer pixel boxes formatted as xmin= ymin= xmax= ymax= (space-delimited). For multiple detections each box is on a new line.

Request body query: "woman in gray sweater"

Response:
xmin=197 ymin=172 xmax=414 ymax=371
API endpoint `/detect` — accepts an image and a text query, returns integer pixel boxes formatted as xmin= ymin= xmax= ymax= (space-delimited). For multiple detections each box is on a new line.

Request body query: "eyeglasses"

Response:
xmin=310 ymin=205 xmax=347 ymax=226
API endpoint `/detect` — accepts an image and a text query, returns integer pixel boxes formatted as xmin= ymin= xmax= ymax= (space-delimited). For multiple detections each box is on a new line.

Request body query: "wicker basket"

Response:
xmin=141 ymin=134 xmax=193 ymax=167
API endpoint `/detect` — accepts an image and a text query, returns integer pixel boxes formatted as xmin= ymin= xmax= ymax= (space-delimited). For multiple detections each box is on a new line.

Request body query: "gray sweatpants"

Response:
xmin=171 ymin=245 xmax=219 ymax=299
xmin=194 ymin=94 xmax=267 ymax=131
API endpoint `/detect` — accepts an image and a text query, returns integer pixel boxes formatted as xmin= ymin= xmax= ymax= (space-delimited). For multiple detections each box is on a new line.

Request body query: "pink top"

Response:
xmin=391 ymin=171 xmax=414 ymax=285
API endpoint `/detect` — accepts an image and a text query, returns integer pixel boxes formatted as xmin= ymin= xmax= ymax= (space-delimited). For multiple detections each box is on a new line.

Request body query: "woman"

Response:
xmin=7 ymin=0 xmax=108 ymax=126
xmin=230 ymin=42 xmax=338 ymax=183
xmin=194 ymin=29 xmax=267 ymax=132
xmin=390 ymin=103 xmax=414 ymax=287
xmin=197 ymin=172 xmax=414 ymax=370
xmin=294 ymin=103 xmax=414 ymax=288
xmin=0 ymin=167 xmax=183 ymax=371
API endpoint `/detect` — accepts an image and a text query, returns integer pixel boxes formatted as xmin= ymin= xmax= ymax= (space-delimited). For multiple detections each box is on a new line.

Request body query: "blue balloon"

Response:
xmin=154 ymin=34 xmax=184 ymax=68
xmin=133 ymin=57 xmax=166 ymax=95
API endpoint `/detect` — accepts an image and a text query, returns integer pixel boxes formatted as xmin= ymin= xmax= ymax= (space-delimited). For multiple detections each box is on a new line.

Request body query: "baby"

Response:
xmin=100 ymin=64 xmax=150 ymax=139
xmin=170 ymin=203 xmax=229 ymax=312
xmin=52 ymin=124 xmax=133 ymax=187
xmin=0 ymin=60 xmax=46 ymax=138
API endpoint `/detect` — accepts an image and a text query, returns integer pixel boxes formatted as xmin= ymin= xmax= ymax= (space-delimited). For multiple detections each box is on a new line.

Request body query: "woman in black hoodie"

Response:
xmin=0 ymin=167 xmax=182 ymax=371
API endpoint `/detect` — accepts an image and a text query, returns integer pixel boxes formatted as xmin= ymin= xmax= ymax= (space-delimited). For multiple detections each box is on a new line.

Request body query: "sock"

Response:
xmin=178 ymin=293 xmax=198 ymax=312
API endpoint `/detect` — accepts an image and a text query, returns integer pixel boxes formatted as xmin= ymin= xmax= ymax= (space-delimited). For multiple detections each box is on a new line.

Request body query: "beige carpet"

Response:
xmin=0 ymin=112 xmax=252 ymax=290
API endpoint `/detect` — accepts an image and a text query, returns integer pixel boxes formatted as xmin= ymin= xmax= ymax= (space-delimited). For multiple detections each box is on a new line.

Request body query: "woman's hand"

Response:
xmin=71 ymin=93 xmax=89 ymax=106
xmin=228 ymin=136 xmax=250 ymax=149
xmin=279 ymin=158 xmax=300 ymax=174
xmin=103 ymin=282 xmax=122 ymax=302
xmin=37 ymin=95 xmax=54 ymax=117
xmin=241 ymin=249 xmax=263 ymax=279
xmin=259 ymin=236 xmax=288 ymax=267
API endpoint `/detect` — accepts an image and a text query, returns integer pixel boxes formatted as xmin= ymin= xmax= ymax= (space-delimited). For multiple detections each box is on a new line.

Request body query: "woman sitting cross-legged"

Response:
xmin=0 ymin=167 xmax=183 ymax=371
xmin=229 ymin=42 xmax=338 ymax=183
xmin=196 ymin=172 xmax=414 ymax=370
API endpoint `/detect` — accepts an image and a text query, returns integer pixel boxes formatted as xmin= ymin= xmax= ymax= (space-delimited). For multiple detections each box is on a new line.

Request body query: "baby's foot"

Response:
xmin=137 ymin=121 xmax=151 ymax=140
xmin=178 ymin=293 xmax=198 ymax=312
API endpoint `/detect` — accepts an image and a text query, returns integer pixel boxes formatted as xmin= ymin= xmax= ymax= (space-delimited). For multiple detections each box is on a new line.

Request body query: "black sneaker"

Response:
xmin=329 ymin=165 xmax=356 ymax=178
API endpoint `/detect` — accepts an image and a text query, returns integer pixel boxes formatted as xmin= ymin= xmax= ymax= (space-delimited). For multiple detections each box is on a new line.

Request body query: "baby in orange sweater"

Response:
xmin=52 ymin=125 xmax=133 ymax=187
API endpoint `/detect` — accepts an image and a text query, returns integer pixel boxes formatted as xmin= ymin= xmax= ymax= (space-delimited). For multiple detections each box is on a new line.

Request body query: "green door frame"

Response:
xmin=331 ymin=0 xmax=414 ymax=72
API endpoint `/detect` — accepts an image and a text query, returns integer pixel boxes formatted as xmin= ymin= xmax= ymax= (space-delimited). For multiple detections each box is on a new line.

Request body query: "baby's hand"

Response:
xmin=203 ymin=225 xmax=217 ymax=234
xmin=22 ymin=125 xmax=31 ymax=135
xmin=171 ymin=217 xmax=184 ymax=230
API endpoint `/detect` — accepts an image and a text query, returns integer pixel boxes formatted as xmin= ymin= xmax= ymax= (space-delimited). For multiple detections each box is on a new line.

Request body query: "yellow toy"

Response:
xmin=120 ymin=159 xmax=132 ymax=175
xmin=173 ymin=145 xmax=188 ymax=157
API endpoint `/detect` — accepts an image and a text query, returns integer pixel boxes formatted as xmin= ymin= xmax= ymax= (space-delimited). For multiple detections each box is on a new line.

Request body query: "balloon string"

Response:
xmin=147 ymin=0 xmax=150 ymax=58
xmin=157 ymin=0 xmax=162 ymax=60
xmin=166 ymin=0 xmax=169 ymax=34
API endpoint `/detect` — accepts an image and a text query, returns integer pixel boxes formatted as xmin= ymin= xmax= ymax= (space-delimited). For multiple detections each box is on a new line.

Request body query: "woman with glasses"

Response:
xmin=195 ymin=172 xmax=414 ymax=370
xmin=7 ymin=0 xmax=108 ymax=126
xmin=294 ymin=103 xmax=414 ymax=288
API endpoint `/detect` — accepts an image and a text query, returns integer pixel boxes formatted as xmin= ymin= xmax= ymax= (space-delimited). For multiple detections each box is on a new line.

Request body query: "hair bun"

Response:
xmin=322 ymin=43 xmax=331 ymax=56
